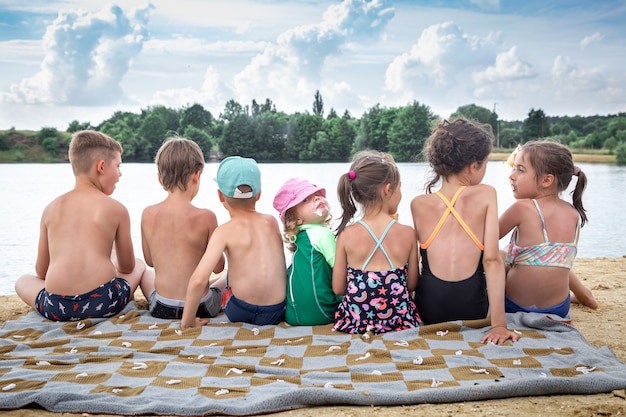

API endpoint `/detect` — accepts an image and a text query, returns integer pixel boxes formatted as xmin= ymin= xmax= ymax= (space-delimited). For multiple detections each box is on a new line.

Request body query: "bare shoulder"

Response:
xmin=468 ymin=183 xmax=497 ymax=198
xmin=392 ymin=221 xmax=417 ymax=241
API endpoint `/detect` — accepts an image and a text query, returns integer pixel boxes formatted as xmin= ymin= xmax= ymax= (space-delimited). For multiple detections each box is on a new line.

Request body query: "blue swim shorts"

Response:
xmin=505 ymin=293 xmax=570 ymax=318
xmin=35 ymin=277 xmax=132 ymax=321
xmin=148 ymin=288 xmax=222 ymax=319
xmin=223 ymin=293 xmax=285 ymax=325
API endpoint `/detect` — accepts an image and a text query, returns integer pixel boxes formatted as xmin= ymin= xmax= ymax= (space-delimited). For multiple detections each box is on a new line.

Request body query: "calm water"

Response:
xmin=1 ymin=161 xmax=624 ymax=295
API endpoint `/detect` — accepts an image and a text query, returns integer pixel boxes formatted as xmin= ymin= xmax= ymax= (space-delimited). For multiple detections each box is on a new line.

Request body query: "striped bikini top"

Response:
xmin=420 ymin=186 xmax=484 ymax=251
xmin=504 ymin=199 xmax=579 ymax=269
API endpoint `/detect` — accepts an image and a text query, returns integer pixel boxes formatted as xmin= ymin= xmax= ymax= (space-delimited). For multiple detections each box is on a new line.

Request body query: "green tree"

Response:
xmin=523 ymin=108 xmax=550 ymax=141
xmin=138 ymin=113 xmax=167 ymax=161
xmin=354 ymin=104 xmax=397 ymax=152
xmin=312 ymin=90 xmax=324 ymax=117
xmin=284 ymin=113 xmax=324 ymax=160
xmin=67 ymin=120 xmax=93 ymax=133
xmin=142 ymin=105 xmax=181 ymax=134
xmin=326 ymin=116 xmax=356 ymax=161
xmin=180 ymin=103 xmax=213 ymax=131
xmin=42 ymin=137 xmax=60 ymax=156
xmin=219 ymin=114 xmax=254 ymax=157
xmin=220 ymin=99 xmax=245 ymax=123
xmin=37 ymin=127 xmax=60 ymax=144
xmin=388 ymin=101 xmax=435 ymax=161
xmin=451 ymin=104 xmax=498 ymax=135
xmin=252 ymin=112 xmax=288 ymax=160
xmin=499 ymin=128 xmax=523 ymax=149
xmin=616 ymin=141 xmax=626 ymax=166
xmin=183 ymin=125 xmax=213 ymax=157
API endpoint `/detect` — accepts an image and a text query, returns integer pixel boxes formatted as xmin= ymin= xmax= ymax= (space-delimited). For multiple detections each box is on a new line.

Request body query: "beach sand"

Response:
xmin=2 ymin=257 xmax=625 ymax=417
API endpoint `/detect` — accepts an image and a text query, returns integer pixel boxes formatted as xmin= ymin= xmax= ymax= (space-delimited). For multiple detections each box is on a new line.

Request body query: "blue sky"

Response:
xmin=0 ymin=0 xmax=624 ymax=130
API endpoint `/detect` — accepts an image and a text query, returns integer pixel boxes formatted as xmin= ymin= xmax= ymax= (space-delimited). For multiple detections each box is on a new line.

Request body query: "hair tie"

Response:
xmin=348 ymin=170 xmax=356 ymax=180
xmin=573 ymin=165 xmax=581 ymax=176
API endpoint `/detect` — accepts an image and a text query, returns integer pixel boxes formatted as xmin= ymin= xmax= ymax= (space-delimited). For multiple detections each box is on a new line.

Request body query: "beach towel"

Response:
xmin=1 ymin=301 xmax=626 ymax=416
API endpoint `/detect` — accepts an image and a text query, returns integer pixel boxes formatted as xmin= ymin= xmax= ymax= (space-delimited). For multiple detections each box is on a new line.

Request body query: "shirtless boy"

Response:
xmin=140 ymin=137 xmax=225 ymax=319
xmin=14 ymin=130 xmax=145 ymax=321
xmin=181 ymin=156 xmax=287 ymax=328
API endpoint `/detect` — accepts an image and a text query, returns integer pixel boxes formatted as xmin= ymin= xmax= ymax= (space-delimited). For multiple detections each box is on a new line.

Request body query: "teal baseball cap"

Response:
xmin=215 ymin=156 xmax=261 ymax=199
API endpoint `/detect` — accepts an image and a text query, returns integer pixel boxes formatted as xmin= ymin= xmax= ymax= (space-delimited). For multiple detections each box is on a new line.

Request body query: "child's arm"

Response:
xmin=207 ymin=211 xmax=226 ymax=274
xmin=34 ymin=212 xmax=50 ymax=279
xmin=140 ymin=210 xmax=153 ymax=267
xmin=332 ymin=233 xmax=348 ymax=295
xmin=481 ymin=187 xmax=519 ymax=345
xmin=181 ymin=228 xmax=226 ymax=328
xmin=114 ymin=206 xmax=136 ymax=274
xmin=406 ymin=227 xmax=419 ymax=292
xmin=498 ymin=202 xmax=523 ymax=240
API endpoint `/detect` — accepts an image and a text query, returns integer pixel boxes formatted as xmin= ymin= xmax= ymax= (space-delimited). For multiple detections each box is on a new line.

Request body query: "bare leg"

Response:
xmin=14 ymin=274 xmax=45 ymax=309
xmin=569 ymin=270 xmax=598 ymax=309
xmin=209 ymin=270 xmax=227 ymax=289
xmin=139 ymin=266 xmax=156 ymax=300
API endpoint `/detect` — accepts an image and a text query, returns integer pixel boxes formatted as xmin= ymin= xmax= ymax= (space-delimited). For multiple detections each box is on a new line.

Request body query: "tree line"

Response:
xmin=1 ymin=91 xmax=625 ymax=165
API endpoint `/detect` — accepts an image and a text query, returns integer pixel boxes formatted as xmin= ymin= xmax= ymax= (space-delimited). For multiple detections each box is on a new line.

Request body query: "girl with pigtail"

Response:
xmin=332 ymin=150 xmax=420 ymax=334
xmin=500 ymin=139 xmax=597 ymax=317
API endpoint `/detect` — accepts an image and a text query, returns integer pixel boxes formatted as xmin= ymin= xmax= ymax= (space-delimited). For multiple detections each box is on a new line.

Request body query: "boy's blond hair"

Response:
xmin=68 ymin=130 xmax=122 ymax=175
xmin=155 ymin=137 xmax=205 ymax=191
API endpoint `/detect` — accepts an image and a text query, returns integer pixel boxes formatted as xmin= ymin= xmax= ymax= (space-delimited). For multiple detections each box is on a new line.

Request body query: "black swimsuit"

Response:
xmin=414 ymin=187 xmax=488 ymax=325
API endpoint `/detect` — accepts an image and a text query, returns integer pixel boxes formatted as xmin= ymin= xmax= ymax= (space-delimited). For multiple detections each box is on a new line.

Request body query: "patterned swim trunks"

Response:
xmin=35 ymin=278 xmax=132 ymax=321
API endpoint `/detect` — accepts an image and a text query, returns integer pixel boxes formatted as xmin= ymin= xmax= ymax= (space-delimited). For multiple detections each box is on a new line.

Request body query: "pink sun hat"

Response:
xmin=273 ymin=177 xmax=326 ymax=220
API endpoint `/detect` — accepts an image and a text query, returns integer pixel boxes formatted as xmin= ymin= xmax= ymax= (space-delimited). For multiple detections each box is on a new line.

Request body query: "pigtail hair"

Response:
xmin=571 ymin=168 xmax=588 ymax=227
xmin=335 ymin=173 xmax=357 ymax=235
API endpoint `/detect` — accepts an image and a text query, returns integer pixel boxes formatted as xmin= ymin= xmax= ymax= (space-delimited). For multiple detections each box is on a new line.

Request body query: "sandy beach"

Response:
xmin=1 ymin=257 xmax=625 ymax=417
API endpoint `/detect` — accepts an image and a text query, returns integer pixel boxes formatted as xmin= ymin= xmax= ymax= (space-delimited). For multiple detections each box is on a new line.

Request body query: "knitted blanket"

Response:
xmin=1 ymin=301 xmax=625 ymax=416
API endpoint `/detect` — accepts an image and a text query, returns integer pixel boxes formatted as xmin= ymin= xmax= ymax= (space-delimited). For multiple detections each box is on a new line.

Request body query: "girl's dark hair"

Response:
xmin=423 ymin=118 xmax=494 ymax=193
xmin=520 ymin=140 xmax=588 ymax=226
xmin=335 ymin=150 xmax=400 ymax=235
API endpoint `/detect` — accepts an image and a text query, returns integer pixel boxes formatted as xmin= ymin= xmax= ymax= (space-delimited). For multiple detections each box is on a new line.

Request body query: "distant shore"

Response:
xmin=490 ymin=152 xmax=615 ymax=164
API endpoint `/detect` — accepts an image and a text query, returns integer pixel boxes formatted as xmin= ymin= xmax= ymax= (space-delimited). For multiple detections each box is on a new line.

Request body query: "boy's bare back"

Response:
xmin=217 ymin=210 xmax=286 ymax=306
xmin=142 ymin=199 xmax=219 ymax=300
xmin=42 ymin=184 xmax=133 ymax=295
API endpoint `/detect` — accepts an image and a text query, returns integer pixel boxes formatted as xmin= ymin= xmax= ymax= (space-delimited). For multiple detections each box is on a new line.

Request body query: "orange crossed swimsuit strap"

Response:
xmin=419 ymin=186 xmax=485 ymax=251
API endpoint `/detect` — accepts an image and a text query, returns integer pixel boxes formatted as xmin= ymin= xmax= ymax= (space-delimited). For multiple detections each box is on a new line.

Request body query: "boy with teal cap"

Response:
xmin=181 ymin=156 xmax=287 ymax=328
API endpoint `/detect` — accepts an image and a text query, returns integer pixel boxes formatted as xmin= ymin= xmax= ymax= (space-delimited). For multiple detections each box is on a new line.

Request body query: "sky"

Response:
xmin=0 ymin=0 xmax=625 ymax=131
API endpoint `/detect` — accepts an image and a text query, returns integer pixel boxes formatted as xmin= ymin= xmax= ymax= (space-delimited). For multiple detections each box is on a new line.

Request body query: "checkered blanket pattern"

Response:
xmin=1 ymin=301 xmax=626 ymax=416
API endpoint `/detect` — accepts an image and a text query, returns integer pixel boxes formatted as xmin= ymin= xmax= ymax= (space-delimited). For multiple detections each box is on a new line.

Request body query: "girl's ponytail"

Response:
xmin=335 ymin=172 xmax=357 ymax=235
xmin=571 ymin=166 xmax=588 ymax=226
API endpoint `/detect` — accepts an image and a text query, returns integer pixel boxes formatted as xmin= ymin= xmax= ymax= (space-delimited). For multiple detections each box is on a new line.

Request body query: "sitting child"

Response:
xmin=500 ymin=140 xmax=596 ymax=317
xmin=333 ymin=150 xmax=420 ymax=334
xmin=14 ymin=130 xmax=145 ymax=321
xmin=273 ymin=177 xmax=341 ymax=325
xmin=140 ymin=137 xmax=225 ymax=319
xmin=181 ymin=156 xmax=287 ymax=328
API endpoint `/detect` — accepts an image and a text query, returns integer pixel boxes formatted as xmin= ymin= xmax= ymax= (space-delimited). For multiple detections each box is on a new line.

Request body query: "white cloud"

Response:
xmin=385 ymin=21 xmax=497 ymax=92
xmin=232 ymin=0 xmax=395 ymax=112
xmin=472 ymin=46 xmax=536 ymax=84
xmin=148 ymin=66 xmax=230 ymax=113
xmin=580 ymin=32 xmax=604 ymax=49
xmin=551 ymin=56 xmax=605 ymax=93
xmin=0 ymin=4 xmax=152 ymax=106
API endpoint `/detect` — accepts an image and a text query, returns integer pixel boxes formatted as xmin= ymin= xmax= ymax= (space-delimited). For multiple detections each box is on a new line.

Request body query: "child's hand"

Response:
xmin=480 ymin=326 xmax=520 ymax=345
xmin=181 ymin=317 xmax=209 ymax=329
